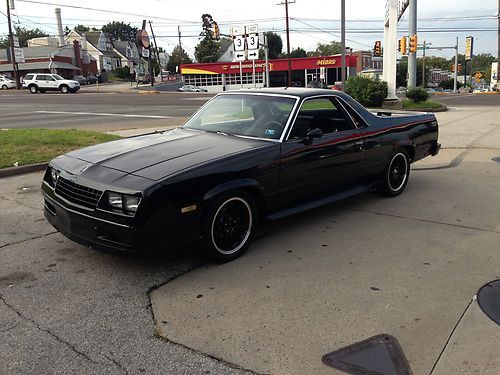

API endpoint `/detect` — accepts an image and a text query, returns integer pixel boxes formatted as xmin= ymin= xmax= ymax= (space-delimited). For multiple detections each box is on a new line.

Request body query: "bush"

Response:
xmin=112 ymin=67 xmax=132 ymax=80
xmin=406 ymin=87 xmax=429 ymax=103
xmin=345 ymin=75 xmax=388 ymax=107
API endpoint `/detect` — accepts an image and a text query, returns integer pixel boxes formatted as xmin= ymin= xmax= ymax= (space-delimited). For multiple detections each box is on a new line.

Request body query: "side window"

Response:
xmin=288 ymin=97 xmax=355 ymax=140
xmin=25 ymin=74 xmax=34 ymax=80
xmin=46 ymin=76 xmax=56 ymax=81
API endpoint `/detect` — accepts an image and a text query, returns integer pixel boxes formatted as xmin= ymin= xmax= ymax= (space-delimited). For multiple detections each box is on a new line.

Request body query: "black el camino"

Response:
xmin=42 ymin=88 xmax=441 ymax=262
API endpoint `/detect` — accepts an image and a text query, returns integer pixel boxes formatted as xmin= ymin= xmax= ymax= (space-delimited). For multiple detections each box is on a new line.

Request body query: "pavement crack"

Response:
xmin=0 ymin=231 xmax=59 ymax=250
xmin=0 ymin=293 xmax=120 ymax=371
xmin=429 ymin=298 xmax=474 ymax=374
xmin=0 ymin=194 xmax=41 ymax=211
xmin=0 ymin=323 xmax=19 ymax=334
xmin=103 ymin=354 xmax=129 ymax=375
xmin=341 ymin=207 xmax=500 ymax=234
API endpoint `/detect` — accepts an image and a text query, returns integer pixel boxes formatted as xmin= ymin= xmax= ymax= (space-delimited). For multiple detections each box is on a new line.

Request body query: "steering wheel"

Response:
xmin=262 ymin=120 xmax=284 ymax=138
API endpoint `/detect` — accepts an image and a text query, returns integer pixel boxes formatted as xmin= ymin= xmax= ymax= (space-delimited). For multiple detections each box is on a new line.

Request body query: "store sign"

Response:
xmin=317 ymin=59 xmax=337 ymax=66
xmin=465 ymin=36 xmax=473 ymax=61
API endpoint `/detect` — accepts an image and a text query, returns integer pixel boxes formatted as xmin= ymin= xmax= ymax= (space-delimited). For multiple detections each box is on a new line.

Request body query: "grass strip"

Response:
xmin=402 ymin=99 xmax=444 ymax=110
xmin=0 ymin=128 xmax=121 ymax=169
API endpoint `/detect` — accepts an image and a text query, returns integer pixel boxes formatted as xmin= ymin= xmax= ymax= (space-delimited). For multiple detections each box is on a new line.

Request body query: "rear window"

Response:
xmin=25 ymin=74 xmax=34 ymax=80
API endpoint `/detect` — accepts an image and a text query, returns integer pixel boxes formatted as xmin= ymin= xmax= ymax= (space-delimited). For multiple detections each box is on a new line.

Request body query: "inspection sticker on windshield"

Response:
xmin=265 ymin=129 xmax=275 ymax=136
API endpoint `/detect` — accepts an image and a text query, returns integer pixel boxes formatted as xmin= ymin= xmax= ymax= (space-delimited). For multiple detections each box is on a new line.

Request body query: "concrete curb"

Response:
xmin=401 ymin=104 xmax=448 ymax=113
xmin=0 ymin=163 xmax=48 ymax=178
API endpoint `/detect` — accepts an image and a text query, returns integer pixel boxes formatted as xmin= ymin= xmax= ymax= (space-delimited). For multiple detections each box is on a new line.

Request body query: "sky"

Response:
xmin=1 ymin=0 xmax=498 ymax=60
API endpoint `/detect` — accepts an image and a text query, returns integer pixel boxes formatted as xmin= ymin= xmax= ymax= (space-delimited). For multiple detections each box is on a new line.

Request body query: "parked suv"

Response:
xmin=22 ymin=73 xmax=80 ymax=94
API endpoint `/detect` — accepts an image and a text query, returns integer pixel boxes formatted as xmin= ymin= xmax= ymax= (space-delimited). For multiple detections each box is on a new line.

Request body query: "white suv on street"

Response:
xmin=22 ymin=73 xmax=80 ymax=94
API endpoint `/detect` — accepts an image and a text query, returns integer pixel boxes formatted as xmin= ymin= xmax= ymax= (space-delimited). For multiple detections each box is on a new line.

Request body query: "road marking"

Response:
xmin=35 ymin=110 xmax=173 ymax=119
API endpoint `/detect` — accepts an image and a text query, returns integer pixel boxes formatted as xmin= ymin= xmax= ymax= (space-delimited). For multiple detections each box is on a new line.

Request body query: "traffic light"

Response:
xmin=451 ymin=64 xmax=455 ymax=72
xmin=409 ymin=34 xmax=418 ymax=53
xmin=373 ymin=41 xmax=382 ymax=57
xmin=398 ymin=37 xmax=407 ymax=55
xmin=213 ymin=22 xmax=220 ymax=40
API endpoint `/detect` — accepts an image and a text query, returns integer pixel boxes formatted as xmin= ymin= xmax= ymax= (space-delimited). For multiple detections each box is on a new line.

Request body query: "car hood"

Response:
xmin=65 ymin=128 xmax=270 ymax=181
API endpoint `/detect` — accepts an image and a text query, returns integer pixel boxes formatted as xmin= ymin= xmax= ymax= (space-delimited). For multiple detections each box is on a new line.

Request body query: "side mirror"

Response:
xmin=303 ymin=128 xmax=322 ymax=145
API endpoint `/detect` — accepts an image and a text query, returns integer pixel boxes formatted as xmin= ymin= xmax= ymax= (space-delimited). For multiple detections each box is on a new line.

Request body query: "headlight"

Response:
xmin=105 ymin=192 xmax=141 ymax=215
xmin=123 ymin=195 xmax=140 ymax=213
xmin=50 ymin=167 xmax=59 ymax=184
xmin=107 ymin=192 xmax=123 ymax=209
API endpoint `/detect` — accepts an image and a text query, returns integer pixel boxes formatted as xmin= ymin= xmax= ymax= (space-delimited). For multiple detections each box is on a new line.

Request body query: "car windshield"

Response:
xmin=52 ymin=74 xmax=64 ymax=80
xmin=183 ymin=94 xmax=296 ymax=140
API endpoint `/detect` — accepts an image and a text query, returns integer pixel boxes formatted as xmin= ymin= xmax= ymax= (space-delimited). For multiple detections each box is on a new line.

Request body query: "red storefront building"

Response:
xmin=180 ymin=54 xmax=359 ymax=92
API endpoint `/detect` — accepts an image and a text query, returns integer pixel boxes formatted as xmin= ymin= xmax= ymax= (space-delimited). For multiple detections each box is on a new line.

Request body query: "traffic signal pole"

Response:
xmin=454 ymin=37 xmax=458 ymax=93
xmin=408 ymin=0 xmax=417 ymax=88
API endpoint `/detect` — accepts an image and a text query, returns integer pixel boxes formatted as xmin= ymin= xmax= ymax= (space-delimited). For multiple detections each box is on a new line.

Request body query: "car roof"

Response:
xmin=220 ymin=87 xmax=353 ymax=100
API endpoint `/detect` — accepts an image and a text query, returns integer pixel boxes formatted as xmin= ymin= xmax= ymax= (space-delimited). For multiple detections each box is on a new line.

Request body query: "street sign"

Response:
xmin=13 ymin=35 xmax=19 ymax=48
xmin=247 ymin=33 xmax=259 ymax=51
xmin=233 ymin=35 xmax=246 ymax=52
xmin=246 ymin=24 xmax=258 ymax=34
xmin=247 ymin=50 xmax=259 ymax=60
xmin=234 ymin=51 xmax=246 ymax=62
xmin=231 ymin=26 xmax=244 ymax=37
xmin=14 ymin=47 xmax=25 ymax=63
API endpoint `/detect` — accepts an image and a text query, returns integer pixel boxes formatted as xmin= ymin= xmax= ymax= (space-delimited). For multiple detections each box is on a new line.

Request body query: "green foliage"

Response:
xmin=259 ymin=32 xmax=282 ymax=59
xmin=194 ymin=13 xmax=222 ymax=63
xmin=166 ymin=45 xmax=193 ymax=73
xmin=406 ymin=87 xmax=429 ymax=103
xmin=112 ymin=67 xmax=132 ymax=80
xmin=308 ymin=41 xmax=342 ymax=57
xmin=439 ymin=79 xmax=462 ymax=90
xmin=289 ymin=47 xmax=307 ymax=58
xmin=345 ymin=75 xmax=388 ymax=108
xmin=74 ymin=24 xmax=90 ymax=34
xmin=0 ymin=26 xmax=49 ymax=48
xmin=102 ymin=21 xmax=138 ymax=41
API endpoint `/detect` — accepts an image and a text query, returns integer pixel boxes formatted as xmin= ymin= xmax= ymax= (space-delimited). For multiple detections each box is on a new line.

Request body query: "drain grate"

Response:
xmin=322 ymin=334 xmax=412 ymax=375
xmin=477 ymin=279 xmax=500 ymax=325
xmin=492 ymin=157 xmax=500 ymax=163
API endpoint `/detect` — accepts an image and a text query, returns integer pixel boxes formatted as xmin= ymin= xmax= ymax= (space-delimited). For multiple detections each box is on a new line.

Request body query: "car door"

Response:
xmin=278 ymin=96 xmax=365 ymax=207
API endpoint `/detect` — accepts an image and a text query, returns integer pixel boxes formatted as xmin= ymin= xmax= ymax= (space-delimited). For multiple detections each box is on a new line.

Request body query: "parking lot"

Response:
xmin=1 ymin=104 xmax=499 ymax=374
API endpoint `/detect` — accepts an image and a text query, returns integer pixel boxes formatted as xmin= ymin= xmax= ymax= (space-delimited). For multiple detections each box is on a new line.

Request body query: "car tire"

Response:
xmin=29 ymin=85 xmax=38 ymax=94
xmin=379 ymin=150 xmax=410 ymax=197
xmin=60 ymin=85 xmax=70 ymax=94
xmin=1 ymin=84 xmax=7 ymax=90
xmin=201 ymin=191 xmax=256 ymax=262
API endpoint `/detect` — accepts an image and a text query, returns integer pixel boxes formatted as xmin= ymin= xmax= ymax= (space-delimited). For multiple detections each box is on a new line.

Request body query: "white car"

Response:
xmin=22 ymin=73 xmax=80 ymax=94
xmin=0 ymin=76 xmax=16 ymax=90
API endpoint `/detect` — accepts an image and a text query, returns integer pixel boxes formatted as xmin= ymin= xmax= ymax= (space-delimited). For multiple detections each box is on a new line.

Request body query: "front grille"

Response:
xmin=55 ymin=177 xmax=103 ymax=209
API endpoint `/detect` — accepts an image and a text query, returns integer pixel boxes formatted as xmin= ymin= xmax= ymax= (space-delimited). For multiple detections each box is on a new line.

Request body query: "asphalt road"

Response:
xmin=432 ymin=92 xmax=500 ymax=106
xmin=1 ymin=91 xmax=213 ymax=131
xmin=1 ymin=105 xmax=499 ymax=374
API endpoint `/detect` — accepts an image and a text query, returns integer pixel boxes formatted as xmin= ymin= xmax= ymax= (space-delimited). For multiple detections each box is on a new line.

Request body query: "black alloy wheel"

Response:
xmin=202 ymin=191 xmax=256 ymax=262
xmin=379 ymin=150 xmax=410 ymax=197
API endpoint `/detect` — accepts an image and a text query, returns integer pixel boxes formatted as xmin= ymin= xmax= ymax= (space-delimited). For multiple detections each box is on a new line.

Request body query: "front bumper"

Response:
xmin=43 ymin=191 xmax=140 ymax=253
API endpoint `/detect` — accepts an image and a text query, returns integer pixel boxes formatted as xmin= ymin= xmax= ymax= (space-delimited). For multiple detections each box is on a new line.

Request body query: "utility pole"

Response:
xmin=149 ymin=21 xmax=163 ymax=83
xmin=421 ymin=40 xmax=426 ymax=87
xmin=341 ymin=0 xmax=346 ymax=90
xmin=6 ymin=0 xmax=20 ymax=89
xmin=497 ymin=0 xmax=499 ymax=88
xmin=178 ymin=26 xmax=182 ymax=65
xmin=408 ymin=0 xmax=417 ymax=88
xmin=264 ymin=34 xmax=270 ymax=87
xmin=454 ymin=37 xmax=458 ymax=93
xmin=278 ymin=0 xmax=295 ymax=87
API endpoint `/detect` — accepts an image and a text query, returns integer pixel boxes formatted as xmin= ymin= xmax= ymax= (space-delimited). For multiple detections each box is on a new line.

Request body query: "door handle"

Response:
xmin=353 ymin=140 xmax=364 ymax=151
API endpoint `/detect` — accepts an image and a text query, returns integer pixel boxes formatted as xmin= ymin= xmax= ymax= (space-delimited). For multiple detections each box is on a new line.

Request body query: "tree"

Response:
xmin=101 ymin=21 xmax=138 ymax=41
xmin=259 ymin=32 xmax=282 ymax=59
xmin=310 ymin=41 xmax=342 ymax=57
xmin=74 ymin=24 xmax=90 ymax=34
xmin=0 ymin=26 xmax=49 ymax=48
xmin=194 ymin=14 xmax=221 ymax=63
xmin=166 ymin=45 xmax=193 ymax=73
xmin=289 ymin=47 xmax=307 ymax=58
